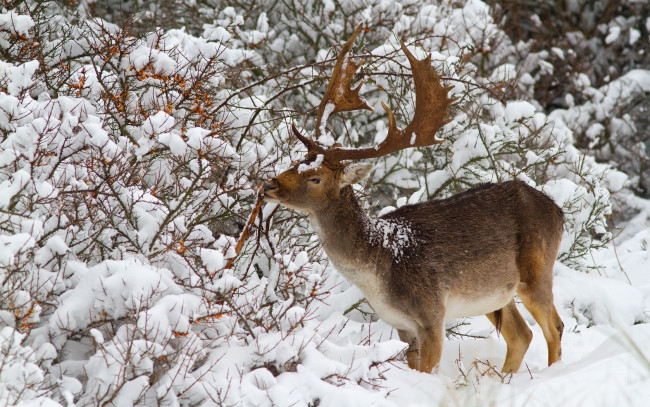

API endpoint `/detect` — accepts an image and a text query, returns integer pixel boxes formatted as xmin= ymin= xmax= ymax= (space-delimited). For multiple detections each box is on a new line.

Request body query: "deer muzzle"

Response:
xmin=262 ymin=179 xmax=279 ymax=198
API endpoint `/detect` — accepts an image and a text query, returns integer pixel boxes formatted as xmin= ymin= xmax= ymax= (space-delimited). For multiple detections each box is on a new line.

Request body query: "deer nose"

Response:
xmin=263 ymin=180 xmax=278 ymax=194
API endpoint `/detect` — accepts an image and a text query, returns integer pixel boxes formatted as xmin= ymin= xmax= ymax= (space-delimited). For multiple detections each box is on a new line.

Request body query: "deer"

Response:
xmin=262 ymin=25 xmax=564 ymax=374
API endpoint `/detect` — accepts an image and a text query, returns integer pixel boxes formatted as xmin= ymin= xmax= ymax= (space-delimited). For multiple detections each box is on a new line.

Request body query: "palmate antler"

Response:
xmin=293 ymin=24 xmax=455 ymax=164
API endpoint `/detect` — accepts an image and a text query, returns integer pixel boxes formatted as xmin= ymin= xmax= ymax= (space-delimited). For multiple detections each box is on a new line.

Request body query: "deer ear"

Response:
xmin=340 ymin=163 xmax=373 ymax=187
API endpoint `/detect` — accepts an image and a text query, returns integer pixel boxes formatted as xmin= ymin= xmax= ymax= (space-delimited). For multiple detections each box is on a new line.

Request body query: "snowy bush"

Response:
xmin=0 ymin=0 xmax=647 ymax=406
xmin=0 ymin=327 xmax=60 ymax=406
xmin=0 ymin=1 xmax=404 ymax=404
xmin=486 ymin=0 xmax=650 ymax=198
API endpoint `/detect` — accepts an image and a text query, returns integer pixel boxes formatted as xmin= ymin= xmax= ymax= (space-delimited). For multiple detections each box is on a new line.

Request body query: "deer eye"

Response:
xmin=308 ymin=178 xmax=321 ymax=184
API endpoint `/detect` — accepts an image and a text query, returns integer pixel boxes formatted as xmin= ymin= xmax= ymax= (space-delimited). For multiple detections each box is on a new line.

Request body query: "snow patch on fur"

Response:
xmin=365 ymin=217 xmax=414 ymax=260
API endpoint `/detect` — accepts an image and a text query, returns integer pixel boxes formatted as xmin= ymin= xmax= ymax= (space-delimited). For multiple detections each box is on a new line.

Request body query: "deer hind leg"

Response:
xmin=519 ymin=291 xmax=563 ymax=366
xmin=397 ymin=329 xmax=419 ymax=369
xmin=486 ymin=300 xmax=533 ymax=373
xmin=517 ymin=247 xmax=564 ymax=366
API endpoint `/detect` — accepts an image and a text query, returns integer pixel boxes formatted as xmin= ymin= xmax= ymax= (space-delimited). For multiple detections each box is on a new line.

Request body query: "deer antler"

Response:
xmin=323 ymin=43 xmax=454 ymax=162
xmin=293 ymin=27 xmax=454 ymax=163
xmin=292 ymin=24 xmax=371 ymax=153
xmin=314 ymin=24 xmax=373 ymax=141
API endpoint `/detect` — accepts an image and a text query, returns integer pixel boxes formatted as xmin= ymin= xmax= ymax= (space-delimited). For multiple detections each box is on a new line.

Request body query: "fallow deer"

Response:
xmin=263 ymin=25 xmax=564 ymax=374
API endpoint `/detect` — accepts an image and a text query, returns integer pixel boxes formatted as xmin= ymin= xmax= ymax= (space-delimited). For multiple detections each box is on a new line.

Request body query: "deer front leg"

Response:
xmin=417 ymin=318 xmax=445 ymax=373
xmin=397 ymin=329 xmax=419 ymax=369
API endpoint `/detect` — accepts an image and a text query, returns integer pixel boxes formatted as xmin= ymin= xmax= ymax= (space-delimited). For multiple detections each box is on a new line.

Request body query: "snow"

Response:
xmin=199 ymin=247 xmax=226 ymax=273
xmin=605 ymin=25 xmax=621 ymax=44
xmin=297 ymin=154 xmax=324 ymax=173
xmin=504 ymin=100 xmax=536 ymax=123
xmin=0 ymin=60 xmax=39 ymax=96
xmin=621 ymin=69 xmax=650 ymax=91
xmin=365 ymin=217 xmax=414 ymax=259
xmin=0 ymin=327 xmax=61 ymax=407
xmin=0 ymin=11 xmax=34 ymax=36
xmin=318 ymin=103 xmax=336 ymax=145
xmin=490 ymin=63 xmax=517 ymax=82
xmin=1 ymin=1 xmax=650 ymax=406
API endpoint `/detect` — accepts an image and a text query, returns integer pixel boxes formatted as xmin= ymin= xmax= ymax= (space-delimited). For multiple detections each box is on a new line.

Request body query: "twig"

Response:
xmin=224 ymin=185 xmax=265 ymax=270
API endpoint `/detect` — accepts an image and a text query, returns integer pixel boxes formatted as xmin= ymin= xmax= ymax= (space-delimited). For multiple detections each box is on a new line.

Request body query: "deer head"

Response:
xmin=264 ymin=24 xmax=455 ymax=213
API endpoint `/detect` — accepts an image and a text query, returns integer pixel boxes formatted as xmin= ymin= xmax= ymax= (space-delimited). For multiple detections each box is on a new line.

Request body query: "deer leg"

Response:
xmin=397 ymin=329 xmax=419 ymax=369
xmin=486 ymin=300 xmax=533 ymax=373
xmin=416 ymin=318 xmax=445 ymax=374
xmin=519 ymin=290 xmax=563 ymax=366
xmin=517 ymin=248 xmax=564 ymax=366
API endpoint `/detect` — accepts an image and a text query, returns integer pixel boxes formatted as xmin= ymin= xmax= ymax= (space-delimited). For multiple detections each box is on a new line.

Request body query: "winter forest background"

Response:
xmin=1 ymin=0 xmax=650 ymax=406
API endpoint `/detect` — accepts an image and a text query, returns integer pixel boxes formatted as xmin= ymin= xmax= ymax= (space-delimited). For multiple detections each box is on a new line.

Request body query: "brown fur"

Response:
xmin=264 ymin=164 xmax=564 ymax=373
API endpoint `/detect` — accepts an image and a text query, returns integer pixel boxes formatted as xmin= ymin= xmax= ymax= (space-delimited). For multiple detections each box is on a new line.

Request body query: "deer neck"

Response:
xmin=308 ymin=186 xmax=375 ymax=275
xmin=308 ymin=185 xmax=415 ymax=285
